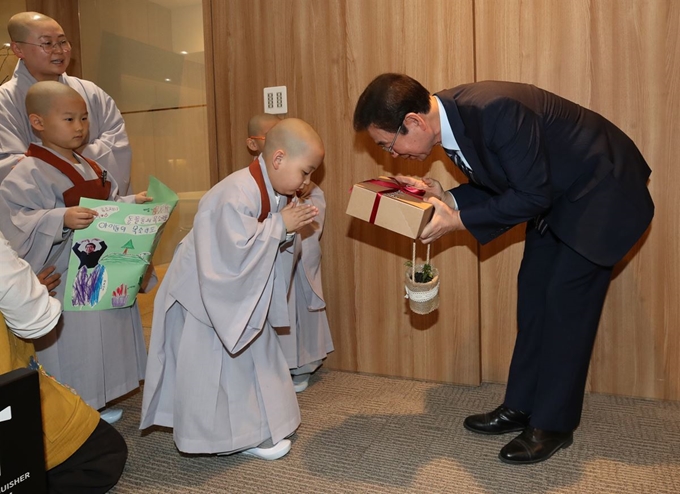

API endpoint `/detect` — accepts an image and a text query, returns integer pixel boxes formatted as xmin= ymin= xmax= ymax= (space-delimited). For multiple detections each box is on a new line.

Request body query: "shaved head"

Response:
xmin=264 ymin=118 xmax=324 ymax=196
xmin=248 ymin=113 xmax=282 ymax=137
xmin=263 ymin=118 xmax=324 ymax=160
xmin=8 ymin=12 xmax=56 ymax=41
xmin=8 ymin=12 xmax=69 ymax=81
xmin=26 ymin=80 xmax=82 ymax=116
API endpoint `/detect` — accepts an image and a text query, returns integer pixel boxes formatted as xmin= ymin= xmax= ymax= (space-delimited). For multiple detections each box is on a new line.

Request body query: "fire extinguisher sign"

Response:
xmin=0 ymin=368 xmax=47 ymax=493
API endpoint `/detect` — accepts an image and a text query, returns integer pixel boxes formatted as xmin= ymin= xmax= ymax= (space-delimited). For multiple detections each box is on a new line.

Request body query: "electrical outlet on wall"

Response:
xmin=264 ymin=86 xmax=287 ymax=114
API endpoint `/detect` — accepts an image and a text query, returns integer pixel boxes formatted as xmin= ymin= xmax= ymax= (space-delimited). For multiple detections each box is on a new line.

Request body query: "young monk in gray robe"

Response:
xmin=285 ymin=181 xmax=334 ymax=391
xmin=0 ymin=81 xmax=150 ymax=422
xmin=247 ymin=114 xmax=334 ymax=393
xmin=0 ymin=12 xmax=132 ymax=193
xmin=141 ymin=118 xmax=324 ymax=459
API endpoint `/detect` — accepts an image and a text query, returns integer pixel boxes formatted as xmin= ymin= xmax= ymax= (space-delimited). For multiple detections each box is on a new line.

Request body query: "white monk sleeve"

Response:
xmin=0 ymin=92 xmax=32 ymax=183
xmin=0 ymin=165 xmax=69 ymax=269
xmin=0 ymin=232 xmax=61 ymax=338
xmin=193 ymin=194 xmax=286 ymax=354
xmin=79 ymin=85 xmax=132 ymax=194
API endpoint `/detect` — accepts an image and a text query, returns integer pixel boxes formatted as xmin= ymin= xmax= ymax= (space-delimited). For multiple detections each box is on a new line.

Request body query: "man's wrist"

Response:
xmin=455 ymin=209 xmax=466 ymax=230
xmin=444 ymin=190 xmax=458 ymax=210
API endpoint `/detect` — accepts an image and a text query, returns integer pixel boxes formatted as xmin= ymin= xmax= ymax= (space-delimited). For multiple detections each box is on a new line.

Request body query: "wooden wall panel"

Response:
xmin=475 ymin=0 xmax=680 ymax=400
xmin=0 ymin=1 xmax=25 ymax=85
xmin=206 ymin=0 xmax=481 ymax=385
xmin=202 ymin=0 xmax=219 ymax=186
xmin=587 ymin=0 xmax=680 ymax=400
xmin=344 ymin=0 xmax=479 ymax=384
xmin=204 ymin=0 xmax=678 ymax=399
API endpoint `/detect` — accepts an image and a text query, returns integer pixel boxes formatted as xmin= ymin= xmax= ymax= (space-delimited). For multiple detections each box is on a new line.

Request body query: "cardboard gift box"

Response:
xmin=346 ymin=177 xmax=434 ymax=239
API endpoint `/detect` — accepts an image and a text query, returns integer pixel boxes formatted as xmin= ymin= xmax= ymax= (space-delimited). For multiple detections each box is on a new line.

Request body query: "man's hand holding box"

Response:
xmin=346 ymin=177 xmax=434 ymax=239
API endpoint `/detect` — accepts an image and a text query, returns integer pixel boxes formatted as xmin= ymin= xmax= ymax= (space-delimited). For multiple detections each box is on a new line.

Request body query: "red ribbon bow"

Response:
xmin=360 ymin=177 xmax=426 ymax=224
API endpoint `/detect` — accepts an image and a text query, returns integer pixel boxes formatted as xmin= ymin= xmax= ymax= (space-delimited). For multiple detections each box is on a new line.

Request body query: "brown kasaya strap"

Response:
xmin=248 ymin=159 xmax=270 ymax=222
xmin=25 ymin=144 xmax=106 ymax=184
xmin=26 ymin=144 xmax=85 ymax=185
xmin=26 ymin=144 xmax=111 ymax=207
xmin=75 ymin=152 xmax=106 ymax=178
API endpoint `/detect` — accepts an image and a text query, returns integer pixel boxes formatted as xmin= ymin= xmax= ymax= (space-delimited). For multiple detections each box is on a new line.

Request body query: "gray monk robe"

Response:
xmin=279 ymin=182 xmax=334 ymax=371
xmin=0 ymin=60 xmax=132 ymax=192
xmin=140 ymin=155 xmax=301 ymax=454
xmin=0 ymin=144 xmax=147 ymax=410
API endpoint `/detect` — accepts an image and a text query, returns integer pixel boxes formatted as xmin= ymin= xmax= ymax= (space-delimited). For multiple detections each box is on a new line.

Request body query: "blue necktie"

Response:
xmin=444 ymin=148 xmax=477 ymax=184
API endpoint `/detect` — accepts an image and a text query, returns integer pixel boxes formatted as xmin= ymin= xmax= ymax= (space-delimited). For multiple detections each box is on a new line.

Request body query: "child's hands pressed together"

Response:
xmin=135 ymin=191 xmax=153 ymax=204
xmin=281 ymin=201 xmax=318 ymax=233
xmin=64 ymin=206 xmax=98 ymax=230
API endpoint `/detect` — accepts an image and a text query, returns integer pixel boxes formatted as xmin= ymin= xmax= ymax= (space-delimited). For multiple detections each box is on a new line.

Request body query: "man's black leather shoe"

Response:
xmin=499 ymin=427 xmax=573 ymax=464
xmin=464 ymin=405 xmax=530 ymax=435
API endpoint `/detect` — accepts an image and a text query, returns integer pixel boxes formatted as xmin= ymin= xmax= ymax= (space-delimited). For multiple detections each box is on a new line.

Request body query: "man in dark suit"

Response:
xmin=353 ymin=73 xmax=654 ymax=465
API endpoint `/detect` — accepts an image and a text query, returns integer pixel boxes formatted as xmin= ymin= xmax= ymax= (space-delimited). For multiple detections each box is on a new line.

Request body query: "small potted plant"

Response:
xmin=404 ymin=244 xmax=440 ymax=315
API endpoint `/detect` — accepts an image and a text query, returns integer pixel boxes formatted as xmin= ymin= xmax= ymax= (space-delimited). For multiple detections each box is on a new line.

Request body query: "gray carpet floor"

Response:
xmin=109 ymin=370 xmax=680 ymax=493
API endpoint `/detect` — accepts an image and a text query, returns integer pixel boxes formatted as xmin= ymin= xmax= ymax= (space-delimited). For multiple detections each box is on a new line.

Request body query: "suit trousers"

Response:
xmin=46 ymin=419 xmax=128 ymax=494
xmin=503 ymin=223 xmax=613 ymax=432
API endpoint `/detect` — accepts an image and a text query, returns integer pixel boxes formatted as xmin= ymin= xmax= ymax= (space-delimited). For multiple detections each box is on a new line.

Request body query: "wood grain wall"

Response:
xmin=204 ymin=0 xmax=680 ymax=400
xmin=475 ymin=0 xmax=680 ymax=400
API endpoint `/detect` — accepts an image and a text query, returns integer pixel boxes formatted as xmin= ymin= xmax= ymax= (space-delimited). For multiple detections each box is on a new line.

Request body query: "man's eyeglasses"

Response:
xmin=15 ymin=39 xmax=72 ymax=55
xmin=382 ymin=121 xmax=403 ymax=154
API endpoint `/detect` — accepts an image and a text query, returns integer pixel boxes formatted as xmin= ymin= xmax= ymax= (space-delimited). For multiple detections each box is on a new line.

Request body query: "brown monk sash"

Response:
xmin=247 ymin=158 xmax=292 ymax=222
xmin=248 ymin=159 xmax=271 ymax=222
xmin=25 ymin=144 xmax=111 ymax=207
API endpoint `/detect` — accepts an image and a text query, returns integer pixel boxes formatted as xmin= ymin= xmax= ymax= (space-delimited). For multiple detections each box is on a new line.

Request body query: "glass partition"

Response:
xmin=79 ymin=0 xmax=210 ymax=263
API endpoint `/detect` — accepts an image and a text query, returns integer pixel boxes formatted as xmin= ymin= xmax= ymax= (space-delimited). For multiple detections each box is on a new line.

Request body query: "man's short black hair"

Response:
xmin=353 ymin=73 xmax=431 ymax=133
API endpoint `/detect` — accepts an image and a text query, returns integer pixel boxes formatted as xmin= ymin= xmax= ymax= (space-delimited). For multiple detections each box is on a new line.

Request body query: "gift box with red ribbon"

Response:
xmin=346 ymin=177 xmax=434 ymax=239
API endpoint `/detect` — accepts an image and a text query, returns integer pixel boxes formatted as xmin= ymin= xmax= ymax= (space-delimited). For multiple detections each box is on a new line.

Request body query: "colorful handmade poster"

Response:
xmin=63 ymin=176 xmax=178 ymax=311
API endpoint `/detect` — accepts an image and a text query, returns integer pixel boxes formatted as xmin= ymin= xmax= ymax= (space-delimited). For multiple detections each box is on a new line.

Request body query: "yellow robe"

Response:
xmin=0 ymin=316 xmax=99 ymax=470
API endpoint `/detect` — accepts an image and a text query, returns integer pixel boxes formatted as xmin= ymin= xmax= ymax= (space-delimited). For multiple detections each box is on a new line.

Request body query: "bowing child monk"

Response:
xmin=141 ymin=117 xmax=324 ymax=460
xmin=247 ymin=113 xmax=334 ymax=393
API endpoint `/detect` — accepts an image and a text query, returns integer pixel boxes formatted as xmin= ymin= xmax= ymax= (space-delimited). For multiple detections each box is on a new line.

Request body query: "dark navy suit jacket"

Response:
xmin=436 ymin=82 xmax=654 ymax=266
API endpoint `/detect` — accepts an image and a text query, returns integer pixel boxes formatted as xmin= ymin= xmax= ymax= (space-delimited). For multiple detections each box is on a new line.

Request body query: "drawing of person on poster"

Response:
xmin=73 ymin=239 xmax=107 ymax=269
xmin=71 ymin=238 xmax=108 ymax=307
